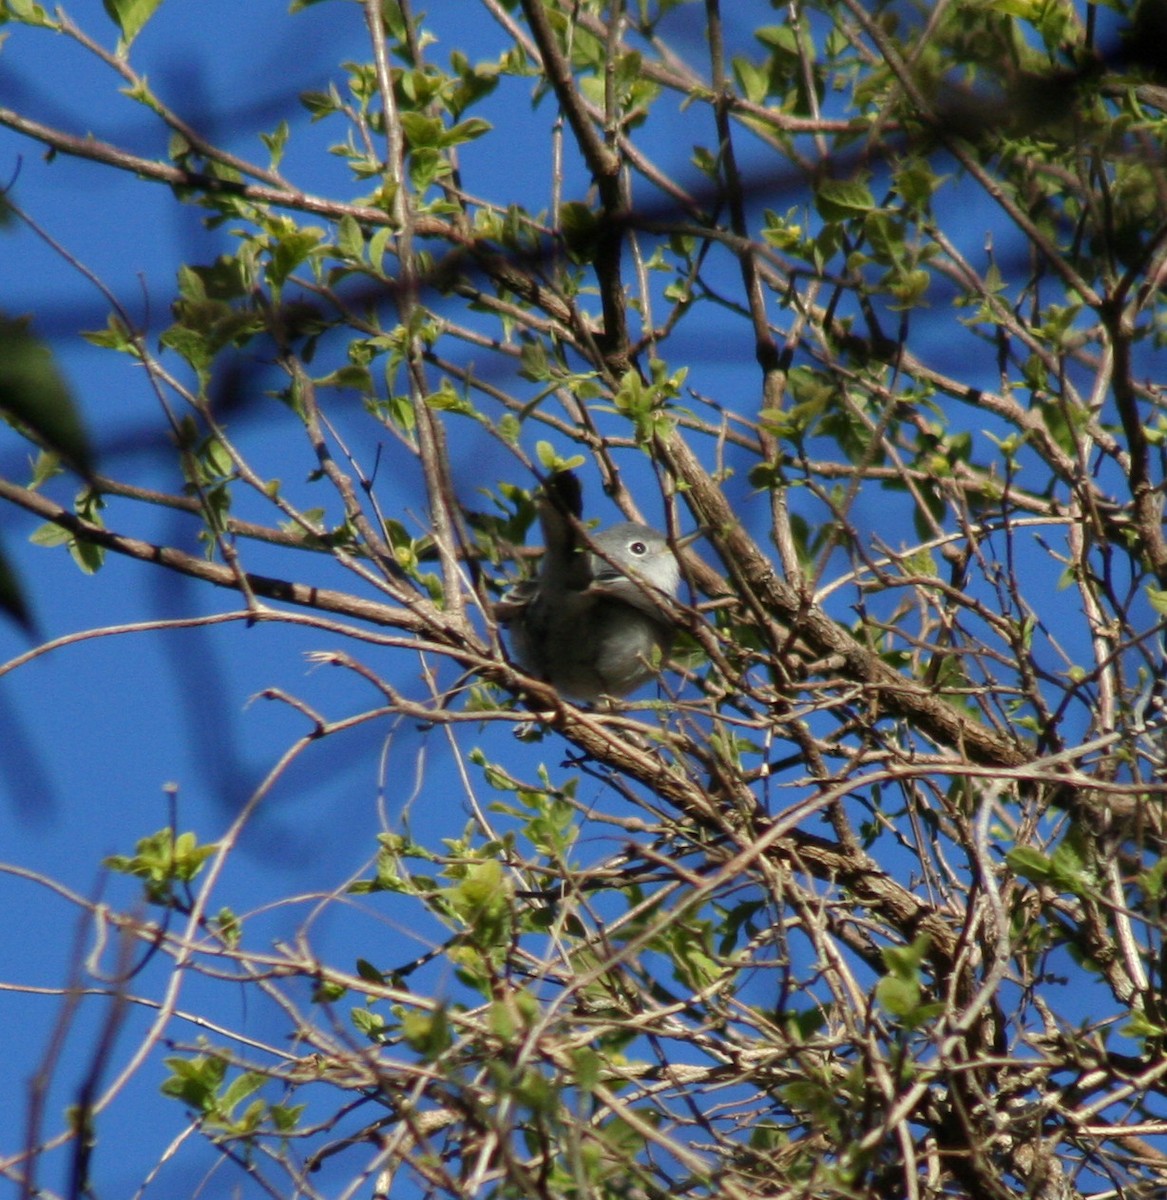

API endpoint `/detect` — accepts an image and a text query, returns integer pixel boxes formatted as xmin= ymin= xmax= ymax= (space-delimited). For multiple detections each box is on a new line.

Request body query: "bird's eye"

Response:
xmin=629 ymin=541 xmax=647 ymax=555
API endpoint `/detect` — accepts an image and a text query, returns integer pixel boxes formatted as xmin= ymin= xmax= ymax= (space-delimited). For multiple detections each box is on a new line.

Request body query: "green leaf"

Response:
xmin=880 ymin=934 xmax=931 ymax=979
xmin=1006 ymin=845 xmax=1053 ymax=883
xmin=1123 ymin=1009 xmax=1167 ymax=1041
xmin=401 ymin=1008 xmax=451 ymax=1058
xmin=559 ymin=201 xmax=601 ymax=263
xmin=355 ymin=958 xmax=385 ymax=983
xmin=266 ymin=224 xmax=324 ymax=287
xmin=299 ymin=87 xmax=341 ymax=120
xmin=533 ymin=441 xmax=584 ymax=473
xmin=1048 ymin=825 xmax=1095 ymax=893
xmin=1138 ymin=858 xmax=1167 ymax=902
xmin=336 ymin=213 xmax=364 ymax=261
xmin=732 ymin=56 xmax=769 ymax=104
xmin=214 ymin=908 xmax=242 ymax=948
xmin=498 ymin=413 xmax=520 ymax=444
xmin=0 ymin=535 xmax=34 ymax=633
xmin=425 ymin=380 xmax=473 ymax=413
xmin=875 ymin=936 xmax=943 ymax=1026
xmin=0 ymin=316 xmax=93 ymax=476
xmin=312 ymin=978 xmax=347 ymax=1003
xmin=444 ymin=117 xmax=492 ymax=146
xmin=103 ymin=828 xmax=218 ymax=905
xmin=5 ymin=0 xmax=56 ymax=25
xmin=28 ymin=523 xmax=70 ymax=550
xmin=1146 ymin=586 xmax=1167 ymax=616
xmin=448 ymin=858 xmax=506 ymax=920
xmin=814 ymin=176 xmax=875 ymax=221
xmin=259 ymin=119 xmax=290 ymax=170
xmin=399 ymin=111 xmax=444 ymax=149
xmin=81 ymin=313 xmax=135 ymax=353
xmin=218 ymin=1072 xmax=265 ymax=1121
xmin=270 ymin=1102 xmax=306 ymax=1132
xmin=160 ymin=1054 xmax=226 ymax=1112
xmin=351 ymin=1006 xmax=388 ymax=1041
xmin=875 ymin=974 xmax=921 ymax=1017
xmin=101 ymin=0 xmax=162 ymax=46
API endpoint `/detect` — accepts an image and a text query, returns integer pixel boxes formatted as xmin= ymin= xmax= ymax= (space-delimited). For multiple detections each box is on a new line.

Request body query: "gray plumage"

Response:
xmin=500 ymin=473 xmax=679 ymax=701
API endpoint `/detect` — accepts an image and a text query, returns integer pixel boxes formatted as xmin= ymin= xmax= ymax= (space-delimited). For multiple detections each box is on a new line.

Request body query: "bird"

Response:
xmin=498 ymin=470 xmax=680 ymax=701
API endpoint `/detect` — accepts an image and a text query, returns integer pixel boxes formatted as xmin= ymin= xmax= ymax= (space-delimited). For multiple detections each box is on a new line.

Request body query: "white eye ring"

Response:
xmin=629 ymin=541 xmax=647 ymax=555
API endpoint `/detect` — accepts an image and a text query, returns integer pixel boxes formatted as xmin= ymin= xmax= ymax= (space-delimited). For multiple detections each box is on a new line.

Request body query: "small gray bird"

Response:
xmin=498 ymin=471 xmax=680 ymax=701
